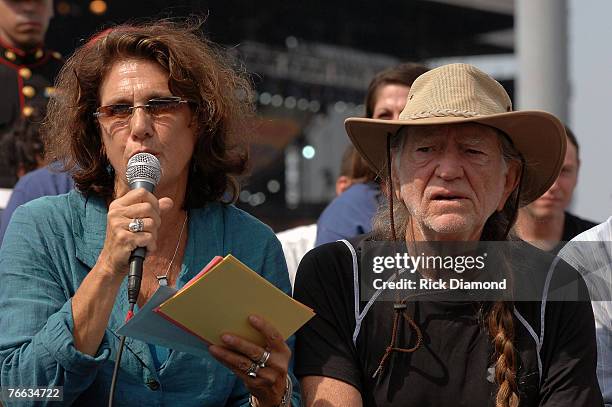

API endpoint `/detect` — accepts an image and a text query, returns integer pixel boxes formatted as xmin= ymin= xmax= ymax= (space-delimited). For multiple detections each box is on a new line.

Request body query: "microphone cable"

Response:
xmin=108 ymin=305 xmax=134 ymax=407
xmin=108 ymin=153 xmax=161 ymax=406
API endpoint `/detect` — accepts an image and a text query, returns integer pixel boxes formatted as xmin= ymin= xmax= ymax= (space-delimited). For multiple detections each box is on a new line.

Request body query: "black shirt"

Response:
xmin=294 ymin=237 xmax=603 ymax=406
xmin=549 ymin=211 xmax=598 ymax=254
xmin=562 ymin=211 xmax=597 ymax=242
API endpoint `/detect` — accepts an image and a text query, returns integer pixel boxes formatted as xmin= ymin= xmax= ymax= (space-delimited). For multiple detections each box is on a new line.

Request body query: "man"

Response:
xmin=514 ymin=126 xmax=596 ymax=252
xmin=0 ymin=0 xmax=62 ymax=187
xmin=294 ymin=64 xmax=602 ymax=406
xmin=559 ymin=219 xmax=612 ymax=406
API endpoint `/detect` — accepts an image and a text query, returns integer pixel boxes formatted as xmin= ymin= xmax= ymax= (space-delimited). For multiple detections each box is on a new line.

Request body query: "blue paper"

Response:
xmin=116 ymin=286 xmax=210 ymax=357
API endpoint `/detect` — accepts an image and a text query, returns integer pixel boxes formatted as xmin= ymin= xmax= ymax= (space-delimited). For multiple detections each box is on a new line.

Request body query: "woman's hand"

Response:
xmin=209 ymin=315 xmax=292 ymax=407
xmin=97 ymin=188 xmax=173 ymax=277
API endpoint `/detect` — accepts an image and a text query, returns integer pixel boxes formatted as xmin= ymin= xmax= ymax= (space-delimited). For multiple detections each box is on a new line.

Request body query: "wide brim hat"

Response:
xmin=345 ymin=63 xmax=566 ymax=206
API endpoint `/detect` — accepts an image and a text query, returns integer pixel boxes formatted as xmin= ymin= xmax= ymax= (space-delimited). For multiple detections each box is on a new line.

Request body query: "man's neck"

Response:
xmin=0 ymin=32 xmax=38 ymax=53
xmin=515 ymin=209 xmax=565 ymax=250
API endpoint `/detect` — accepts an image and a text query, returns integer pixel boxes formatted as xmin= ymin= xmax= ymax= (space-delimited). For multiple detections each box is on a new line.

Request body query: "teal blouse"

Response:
xmin=0 ymin=190 xmax=300 ymax=406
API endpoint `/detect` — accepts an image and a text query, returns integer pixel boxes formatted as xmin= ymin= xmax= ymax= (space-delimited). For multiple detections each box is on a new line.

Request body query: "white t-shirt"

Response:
xmin=276 ymin=224 xmax=317 ymax=292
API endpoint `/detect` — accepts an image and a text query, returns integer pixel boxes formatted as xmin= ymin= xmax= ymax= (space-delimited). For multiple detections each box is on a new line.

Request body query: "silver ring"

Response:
xmin=246 ymin=361 xmax=259 ymax=378
xmin=256 ymin=350 xmax=271 ymax=368
xmin=128 ymin=218 xmax=144 ymax=233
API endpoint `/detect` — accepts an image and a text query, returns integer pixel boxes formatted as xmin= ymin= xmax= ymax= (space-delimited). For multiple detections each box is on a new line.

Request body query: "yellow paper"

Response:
xmin=156 ymin=254 xmax=315 ymax=347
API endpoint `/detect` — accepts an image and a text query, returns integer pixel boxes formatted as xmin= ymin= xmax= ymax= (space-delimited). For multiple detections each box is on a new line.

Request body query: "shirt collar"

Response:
xmin=69 ymin=190 xmax=108 ymax=268
xmin=0 ymin=38 xmax=46 ymax=66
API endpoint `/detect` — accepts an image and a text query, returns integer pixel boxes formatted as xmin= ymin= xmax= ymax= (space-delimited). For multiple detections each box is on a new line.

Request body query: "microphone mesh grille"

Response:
xmin=126 ymin=153 xmax=162 ymax=186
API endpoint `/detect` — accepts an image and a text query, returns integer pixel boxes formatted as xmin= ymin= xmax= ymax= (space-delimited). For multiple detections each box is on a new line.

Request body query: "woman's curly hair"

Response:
xmin=43 ymin=18 xmax=254 ymax=208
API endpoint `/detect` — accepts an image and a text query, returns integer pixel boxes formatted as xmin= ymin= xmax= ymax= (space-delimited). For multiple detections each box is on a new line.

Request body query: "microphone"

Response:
xmin=125 ymin=152 xmax=162 ymax=305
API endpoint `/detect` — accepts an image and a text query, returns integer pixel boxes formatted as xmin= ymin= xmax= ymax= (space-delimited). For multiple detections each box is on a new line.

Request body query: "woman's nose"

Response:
xmin=128 ymin=107 xmax=154 ymax=140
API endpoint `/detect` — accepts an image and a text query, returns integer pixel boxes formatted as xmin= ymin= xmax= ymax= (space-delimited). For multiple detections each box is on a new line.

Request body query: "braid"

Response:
xmin=484 ymin=129 xmax=523 ymax=406
xmin=488 ymin=301 xmax=520 ymax=407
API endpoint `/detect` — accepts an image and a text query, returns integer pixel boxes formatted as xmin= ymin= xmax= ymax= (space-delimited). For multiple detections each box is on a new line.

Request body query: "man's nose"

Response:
xmin=434 ymin=149 xmax=464 ymax=180
xmin=21 ymin=0 xmax=37 ymax=12
xmin=546 ymin=179 xmax=562 ymax=195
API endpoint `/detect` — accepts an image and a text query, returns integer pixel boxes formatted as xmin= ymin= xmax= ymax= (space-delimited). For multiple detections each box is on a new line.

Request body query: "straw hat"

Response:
xmin=345 ymin=63 xmax=566 ymax=206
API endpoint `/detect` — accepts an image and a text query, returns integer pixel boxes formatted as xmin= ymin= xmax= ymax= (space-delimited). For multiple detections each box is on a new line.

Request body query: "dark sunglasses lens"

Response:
xmin=148 ymin=99 xmax=181 ymax=115
xmin=107 ymin=105 xmax=132 ymax=117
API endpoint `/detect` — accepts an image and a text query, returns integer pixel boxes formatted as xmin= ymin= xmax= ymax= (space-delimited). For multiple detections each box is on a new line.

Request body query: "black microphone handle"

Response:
xmin=127 ymin=179 xmax=155 ymax=304
xmin=127 ymin=248 xmax=146 ymax=305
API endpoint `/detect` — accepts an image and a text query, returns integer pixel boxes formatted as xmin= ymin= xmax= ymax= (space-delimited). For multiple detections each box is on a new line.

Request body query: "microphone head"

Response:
xmin=126 ymin=153 xmax=162 ymax=189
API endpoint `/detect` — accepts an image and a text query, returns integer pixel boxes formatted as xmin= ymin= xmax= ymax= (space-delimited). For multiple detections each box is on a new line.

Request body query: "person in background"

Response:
xmin=315 ymin=62 xmax=429 ymax=246
xmin=559 ymin=218 xmax=612 ymax=406
xmin=277 ymin=144 xmax=356 ymax=289
xmin=0 ymin=20 xmax=297 ymax=406
xmin=0 ymin=0 xmax=63 ymax=187
xmin=0 ymin=112 xmax=74 ymax=245
xmin=514 ymin=126 xmax=596 ymax=253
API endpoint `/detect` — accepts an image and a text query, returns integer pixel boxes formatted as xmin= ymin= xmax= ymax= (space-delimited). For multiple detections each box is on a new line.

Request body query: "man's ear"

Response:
xmin=497 ymin=160 xmax=521 ymax=211
xmin=335 ymin=176 xmax=352 ymax=196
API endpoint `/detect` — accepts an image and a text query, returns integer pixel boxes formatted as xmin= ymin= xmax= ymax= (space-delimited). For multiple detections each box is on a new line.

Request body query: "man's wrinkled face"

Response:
xmin=0 ymin=0 xmax=53 ymax=49
xmin=394 ymin=123 xmax=519 ymax=241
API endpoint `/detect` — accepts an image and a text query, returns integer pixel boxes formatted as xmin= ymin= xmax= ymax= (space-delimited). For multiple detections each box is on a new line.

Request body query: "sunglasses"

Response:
xmin=93 ymin=96 xmax=194 ymax=121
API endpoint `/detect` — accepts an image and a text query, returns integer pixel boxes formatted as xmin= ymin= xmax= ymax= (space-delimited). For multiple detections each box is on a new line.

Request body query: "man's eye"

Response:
xmin=467 ymin=149 xmax=484 ymax=155
xmin=416 ymin=146 xmax=432 ymax=153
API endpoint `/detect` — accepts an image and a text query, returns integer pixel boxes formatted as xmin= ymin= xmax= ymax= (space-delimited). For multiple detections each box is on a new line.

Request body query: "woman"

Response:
xmin=315 ymin=62 xmax=429 ymax=246
xmin=294 ymin=64 xmax=603 ymax=406
xmin=0 ymin=21 xmax=296 ymax=406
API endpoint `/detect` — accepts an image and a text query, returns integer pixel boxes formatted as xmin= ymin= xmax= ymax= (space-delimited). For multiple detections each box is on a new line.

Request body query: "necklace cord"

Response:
xmin=156 ymin=213 xmax=188 ymax=285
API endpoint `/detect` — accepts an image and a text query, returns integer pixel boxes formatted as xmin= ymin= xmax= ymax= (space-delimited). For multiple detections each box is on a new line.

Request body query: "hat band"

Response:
xmin=406 ymin=109 xmax=479 ymax=119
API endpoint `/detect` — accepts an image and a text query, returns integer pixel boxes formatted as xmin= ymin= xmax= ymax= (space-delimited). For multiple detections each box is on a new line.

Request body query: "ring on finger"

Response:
xmin=128 ymin=218 xmax=145 ymax=233
xmin=256 ymin=350 xmax=271 ymax=368
xmin=245 ymin=361 xmax=259 ymax=378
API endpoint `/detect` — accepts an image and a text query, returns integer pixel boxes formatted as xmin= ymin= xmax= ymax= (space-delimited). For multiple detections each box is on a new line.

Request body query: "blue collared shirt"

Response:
xmin=0 ymin=165 xmax=74 ymax=246
xmin=315 ymin=182 xmax=381 ymax=247
xmin=0 ymin=190 xmax=299 ymax=406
